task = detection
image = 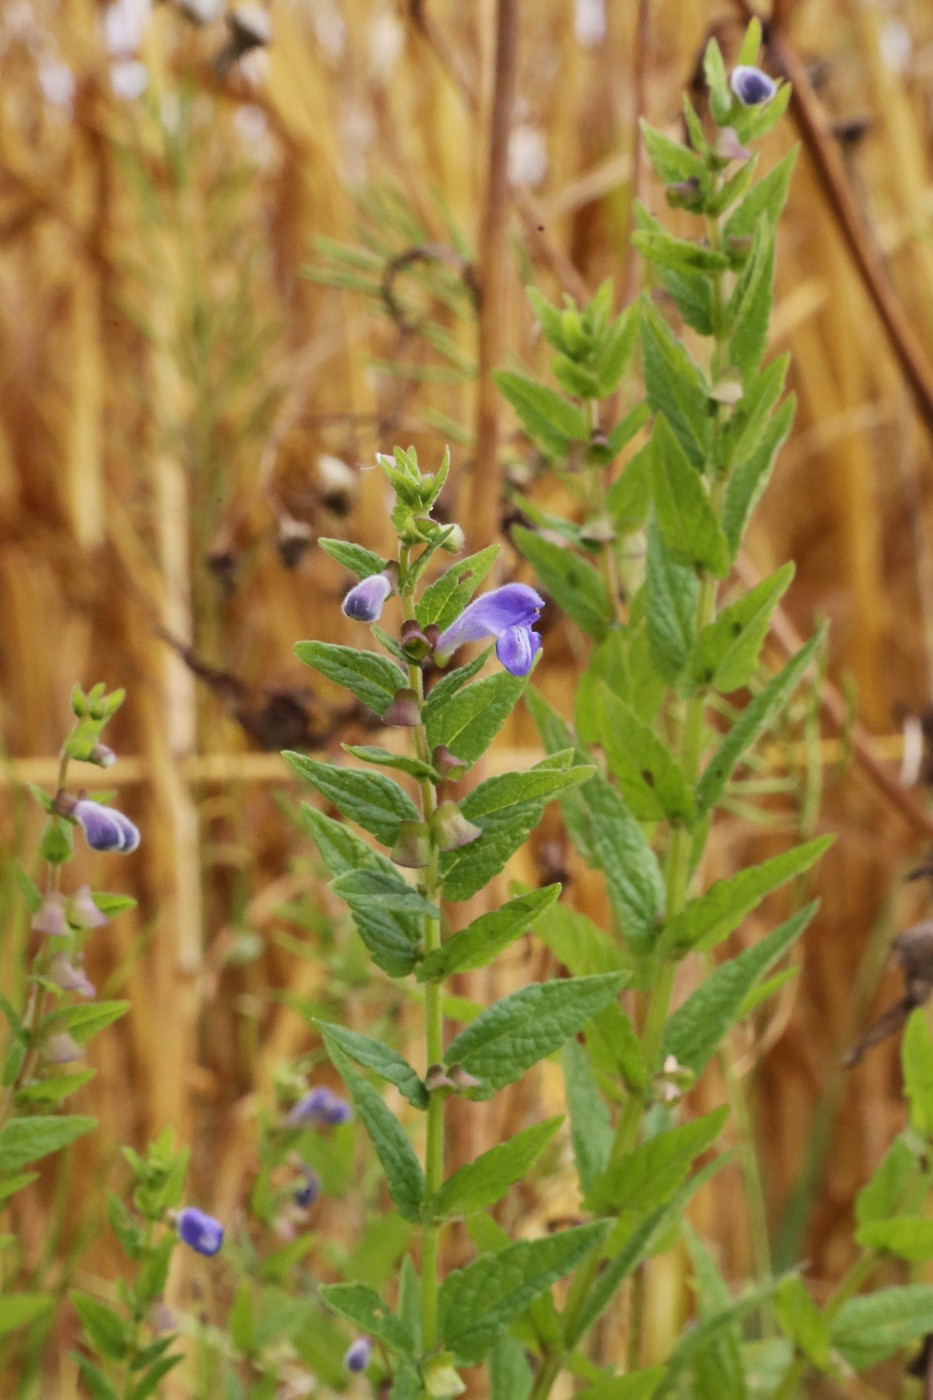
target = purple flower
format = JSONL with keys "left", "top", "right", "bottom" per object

{"left": 342, "top": 573, "right": 393, "bottom": 622}
{"left": 73, "top": 800, "right": 140, "bottom": 854}
{"left": 69, "top": 885, "right": 109, "bottom": 931}
{"left": 730, "top": 65, "right": 777, "bottom": 106}
{"left": 31, "top": 892, "right": 70, "bottom": 938}
{"left": 434, "top": 584, "right": 544, "bottom": 677}
{"left": 293, "top": 1168, "right": 320, "bottom": 1209}
{"left": 286, "top": 1086, "right": 352, "bottom": 1128}
{"left": 48, "top": 952, "right": 96, "bottom": 999}
{"left": 344, "top": 1337, "right": 372, "bottom": 1373}
{"left": 176, "top": 1207, "right": 224, "bottom": 1257}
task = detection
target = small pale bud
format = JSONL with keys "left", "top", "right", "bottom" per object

{"left": 423, "top": 1355, "right": 466, "bottom": 1397}
{"left": 31, "top": 893, "right": 70, "bottom": 938}
{"left": 440, "top": 524, "right": 465, "bottom": 554}
{"left": 424, "top": 1064, "right": 454, "bottom": 1093}
{"left": 714, "top": 127, "right": 751, "bottom": 162}
{"left": 48, "top": 953, "right": 96, "bottom": 999}
{"left": 87, "top": 742, "right": 116, "bottom": 768}
{"left": 446, "top": 1063, "right": 481, "bottom": 1094}
{"left": 432, "top": 746, "right": 468, "bottom": 781}
{"left": 68, "top": 886, "right": 108, "bottom": 931}
{"left": 665, "top": 177, "right": 703, "bottom": 210}
{"left": 400, "top": 619, "right": 433, "bottom": 662}
{"left": 391, "top": 820, "right": 431, "bottom": 869}
{"left": 42, "top": 1032, "right": 83, "bottom": 1064}
{"left": 384, "top": 688, "right": 421, "bottom": 727}
{"left": 580, "top": 515, "right": 616, "bottom": 544}
{"left": 709, "top": 374, "right": 744, "bottom": 406}
{"left": 432, "top": 802, "right": 482, "bottom": 852}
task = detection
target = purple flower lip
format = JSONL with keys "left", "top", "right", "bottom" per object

{"left": 434, "top": 583, "right": 545, "bottom": 677}
{"left": 730, "top": 65, "right": 777, "bottom": 106}
{"left": 73, "top": 799, "right": 140, "bottom": 854}
{"left": 342, "top": 573, "right": 393, "bottom": 623}
{"left": 293, "top": 1168, "right": 320, "bottom": 1209}
{"left": 344, "top": 1337, "right": 373, "bottom": 1374}
{"left": 176, "top": 1207, "right": 224, "bottom": 1257}
{"left": 286, "top": 1086, "right": 352, "bottom": 1128}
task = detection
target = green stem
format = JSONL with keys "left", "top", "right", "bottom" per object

{"left": 400, "top": 556, "right": 445, "bottom": 1353}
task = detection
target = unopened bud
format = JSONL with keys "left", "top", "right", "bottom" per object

{"left": 730, "top": 64, "right": 777, "bottom": 107}
{"left": 665, "top": 177, "right": 703, "bottom": 210}
{"left": 148, "top": 1302, "right": 178, "bottom": 1334}
{"left": 440, "top": 524, "right": 465, "bottom": 554}
{"left": 432, "top": 802, "right": 482, "bottom": 852}
{"left": 342, "top": 572, "right": 393, "bottom": 623}
{"left": 714, "top": 126, "right": 751, "bottom": 162}
{"left": 709, "top": 374, "right": 744, "bottom": 406}
{"left": 68, "top": 886, "right": 108, "bottom": 931}
{"left": 384, "top": 688, "right": 421, "bottom": 727}
{"left": 31, "top": 893, "right": 70, "bottom": 939}
{"left": 424, "top": 1064, "right": 455, "bottom": 1094}
{"left": 446, "top": 1063, "right": 481, "bottom": 1094}
{"left": 432, "top": 746, "right": 468, "bottom": 781}
{"left": 87, "top": 743, "right": 116, "bottom": 769}
{"left": 48, "top": 953, "right": 96, "bottom": 999}
{"left": 391, "top": 820, "right": 431, "bottom": 869}
{"left": 400, "top": 619, "right": 433, "bottom": 662}
{"left": 42, "top": 1032, "right": 83, "bottom": 1064}
{"left": 580, "top": 515, "right": 616, "bottom": 544}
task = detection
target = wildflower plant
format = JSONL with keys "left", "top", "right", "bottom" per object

{"left": 283, "top": 20, "right": 933, "bottom": 1399}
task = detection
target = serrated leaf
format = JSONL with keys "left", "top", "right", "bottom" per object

{"left": 664, "top": 903, "right": 817, "bottom": 1072}
{"left": 724, "top": 218, "right": 774, "bottom": 372}
{"left": 598, "top": 686, "right": 695, "bottom": 824}
{"left": 607, "top": 440, "right": 652, "bottom": 535}
{"left": 775, "top": 1276, "right": 830, "bottom": 1370}
{"left": 493, "top": 371, "right": 589, "bottom": 458}
{"left": 903, "top": 1009, "right": 933, "bottom": 1138}
{"left": 426, "top": 671, "right": 525, "bottom": 766}
{"left": 428, "top": 1118, "right": 562, "bottom": 1220}
{"left": 529, "top": 901, "right": 626, "bottom": 976}
{"left": 299, "top": 803, "right": 396, "bottom": 879}
{"left": 440, "top": 759, "right": 595, "bottom": 902}
{"left": 317, "top": 1022, "right": 427, "bottom": 1109}
{"left": 321, "top": 1283, "right": 414, "bottom": 1354}
{"left": 723, "top": 355, "right": 789, "bottom": 471}
{"left": 575, "top": 1368, "right": 665, "bottom": 1400}
{"left": 592, "top": 305, "right": 641, "bottom": 397}
{"left": 72, "top": 1353, "right": 119, "bottom": 1400}
{"left": 575, "top": 773, "right": 666, "bottom": 945}
{"left": 724, "top": 148, "right": 798, "bottom": 243}
{"left": 562, "top": 1038, "right": 612, "bottom": 1192}
{"left": 511, "top": 527, "right": 612, "bottom": 641}
{"left": 491, "top": 1335, "right": 533, "bottom": 1400}
{"left": 329, "top": 869, "right": 430, "bottom": 978}
{"left": 342, "top": 745, "right": 438, "bottom": 781}
{"left": 856, "top": 1136, "right": 924, "bottom": 1225}
{"left": 293, "top": 642, "right": 406, "bottom": 718}
{"left": 0, "top": 1114, "right": 96, "bottom": 1173}
{"left": 283, "top": 752, "right": 419, "bottom": 847}
{"left": 54, "top": 1000, "right": 129, "bottom": 1044}
{"left": 444, "top": 974, "right": 627, "bottom": 1099}
{"left": 830, "top": 1285, "right": 933, "bottom": 1370}
{"left": 634, "top": 209, "right": 714, "bottom": 335}
{"left": 417, "top": 886, "right": 561, "bottom": 981}
{"left": 325, "top": 1044, "right": 424, "bottom": 1222}
{"left": 651, "top": 417, "right": 730, "bottom": 577}
{"left": 679, "top": 564, "right": 795, "bottom": 696}
{"left": 0, "top": 1293, "right": 53, "bottom": 1339}
{"left": 662, "top": 838, "right": 831, "bottom": 955}
{"left": 722, "top": 394, "right": 795, "bottom": 553}
{"left": 696, "top": 629, "right": 824, "bottom": 815}
{"left": 646, "top": 515, "right": 701, "bottom": 683}
{"left": 317, "top": 538, "right": 386, "bottom": 579}
{"left": 16, "top": 1069, "right": 97, "bottom": 1105}
{"left": 639, "top": 120, "right": 708, "bottom": 187}
{"left": 423, "top": 650, "right": 492, "bottom": 717}
{"left": 71, "top": 1292, "right": 130, "bottom": 1360}
{"left": 585, "top": 1107, "right": 728, "bottom": 1216}
{"left": 439, "top": 1223, "right": 609, "bottom": 1364}
{"left": 640, "top": 301, "right": 712, "bottom": 471}
{"left": 855, "top": 1217, "right": 933, "bottom": 1262}
{"left": 417, "top": 546, "right": 499, "bottom": 632}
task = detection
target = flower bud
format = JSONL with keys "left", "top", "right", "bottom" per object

{"left": 48, "top": 953, "right": 96, "bottom": 999}
{"left": 148, "top": 1302, "right": 178, "bottom": 1334}
{"left": 714, "top": 126, "right": 751, "bottom": 162}
{"left": 384, "top": 687, "right": 421, "bottom": 727}
{"left": 391, "top": 820, "right": 431, "bottom": 869}
{"left": 580, "top": 515, "right": 616, "bottom": 544}
{"left": 424, "top": 1064, "right": 454, "bottom": 1094}
{"left": 400, "top": 619, "right": 433, "bottom": 662}
{"left": 71, "top": 799, "right": 140, "bottom": 854}
{"left": 176, "top": 1206, "right": 224, "bottom": 1257}
{"left": 31, "top": 892, "right": 70, "bottom": 938}
{"left": 87, "top": 742, "right": 116, "bottom": 769}
{"left": 286, "top": 1086, "right": 352, "bottom": 1128}
{"left": 342, "top": 572, "right": 393, "bottom": 623}
{"left": 709, "top": 374, "right": 744, "bottom": 406}
{"left": 440, "top": 524, "right": 465, "bottom": 554}
{"left": 446, "top": 1064, "right": 481, "bottom": 1094}
{"left": 68, "top": 886, "right": 108, "bottom": 931}
{"left": 665, "top": 177, "right": 703, "bottom": 210}
{"left": 42, "top": 1032, "right": 83, "bottom": 1064}
{"left": 729, "top": 64, "right": 777, "bottom": 107}
{"left": 432, "top": 746, "right": 468, "bottom": 781}
{"left": 344, "top": 1337, "right": 373, "bottom": 1374}
{"left": 293, "top": 1168, "right": 320, "bottom": 1209}
{"left": 432, "top": 802, "right": 482, "bottom": 852}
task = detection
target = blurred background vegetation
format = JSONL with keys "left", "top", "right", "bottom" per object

{"left": 3, "top": 0, "right": 933, "bottom": 1392}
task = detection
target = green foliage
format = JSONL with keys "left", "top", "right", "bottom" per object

{"left": 294, "top": 640, "right": 406, "bottom": 718}
{"left": 427, "top": 1118, "right": 562, "bottom": 1220}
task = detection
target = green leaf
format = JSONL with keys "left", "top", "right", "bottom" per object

{"left": 342, "top": 745, "right": 438, "bottom": 782}
{"left": 724, "top": 218, "right": 774, "bottom": 373}
{"left": 39, "top": 818, "right": 73, "bottom": 865}
{"left": 573, "top": 773, "right": 666, "bottom": 945}
{"left": 856, "top": 1135, "right": 924, "bottom": 1225}
{"left": 575, "top": 1368, "right": 665, "bottom": 1400}
{"left": 722, "top": 394, "right": 796, "bottom": 553}
{"left": 326, "top": 1045, "right": 424, "bottom": 1222}
{"left": 439, "top": 1223, "right": 609, "bottom": 1364}
{"left": 0, "top": 1171, "right": 39, "bottom": 1204}
{"left": 592, "top": 305, "right": 641, "bottom": 397}
{"left": 830, "top": 1285, "right": 933, "bottom": 1370}
{"left": 584, "top": 1108, "right": 728, "bottom": 1216}
{"left": 664, "top": 903, "right": 818, "bottom": 1072}
{"left": 651, "top": 417, "right": 729, "bottom": 576}
{"left": 72, "top": 1353, "right": 119, "bottom": 1400}
{"left": 775, "top": 1276, "right": 830, "bottom": 1370}
{"left": 679, "top": 564, "right": 795, "bottom": 696}
{"left": 640, "top": 300, "right": 712, "bottom": 471}
{"left": 71, "top": 1292, "right": 130, "bottom": 1360}
{"left": 730, "top": 83, "right": 793, "bottom": 149}
{"left": 724, "top": 148, "right": 798, "bottom": 242}
{"left": 317, "top": 538, "right": 386, "bottom": 579}
{"left": 91, "top": 892, "right": 137, "bottom": 917}
{"left": 903, "top": 1008, "right": 933, "bottom": 1138}
{"left": 646, "top": 515, "right": 700, "bottom": 683}
{"left": 491, "top": 1336, "right": 533, "bottom": 1400}
{"left": 0, "top": 1293, "right": 53, "bottom": 1339}
{"left": 703, "top": 37, "right": 731, "bottom": 122}
{"left": 418, "top": 886, "right": 561, "bottom": 981}
{"left": 426, "top": 671, "right": 526, "bottom": 766}
{"left": 511, "top": 527, "right": 612, "bottom": 641}
{"left": 534, "top": 902, "right": 627, "bottom": 976}
{"left": 424, "top": 650, "right": 492, "bottom": 716}
{"left": 607, "top": 441, "right": 653, "bottom": 535}
{"left": 562, "top": 1038, "right": 612, "bottom": 1192}
{"left": 129, "top": 1355, "right": 184, "bottom": 1400}
{"left": 428, "top": 1118, "right": 563, "bottom": 1220}
{"left": 597, "top": 686, "right": 695, "bottom": 824}
{"left": 440, "top": 758, "right": 595, "bottom": 902}
{"left": 299, "top": 803, "right": 396, "bottom": 879}
{"left": 659, "top": 1278, "right": 784, "bottom": 1391}
{"left": 634, "top": 209, "right": 713, "bottom": 336}
{"left": 283, "top": 752, "right": 419, "bottom": 847}
{"left": 696, "top": 628, "right": 824, "bottom": 815}
{"left": 317, "top": 1022, "right": 427, "bottom": 1110}
{"left": 321, "top": 1283, "right": 414, "bottom": 1354}
{"left": 723, "top": 354, "right": 789, "bottom": 473}
{"left": 0, "top": 1114, "right": 96, "bottom": 1173}
{"left": 329, "top": 869, "right": 429, "bottom": 978}
{"left": 493, "top": 371, "right": 589, "bottom": 458}
{"left": 639, "top": 121, "right": 708, "bottom": 186}
{"left": 856, "top": 1217, "right": 933, "bottom": 1262}
{"left": 293, "top": 642, "right": 405, "bottom": 718}
{"left": 55, "top": 1000, "right": 130, "bottom": 1044}
{"left": 661, "top": 839, "right": 831, "bottom": 955}
{"left": 16, "top": 1069, "right": 97, "bottom": 1105}
{"left": 444, "top": 974, "right": 627, "bottom": 1099}
{"left": 417, "top": 546, "right": 499, "bottom": 631}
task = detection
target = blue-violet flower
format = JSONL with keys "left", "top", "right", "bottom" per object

{"left": 177, "top": 1207, "right": 224, "bottom": 1257}
{"left": 434, "top": 584, "right": 544, "bottom": 677}
{"left": 730, "top": 64, "right": 777, "bottom": 106}
{"left": 286, "top": 1086, "right": 353, "bottom": 1128}
{"left": 344, "top": 1337, "right": 373, "bottom": 1374}
{"left": 73, "top": 799, "right": 140, "bottom": 854}
{"left": 342, "top": 572, "right": 393, "bottom": 623}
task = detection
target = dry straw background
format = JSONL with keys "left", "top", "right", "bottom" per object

{"left": 3, "top": 0, "right": 933, "bottom": 1393}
